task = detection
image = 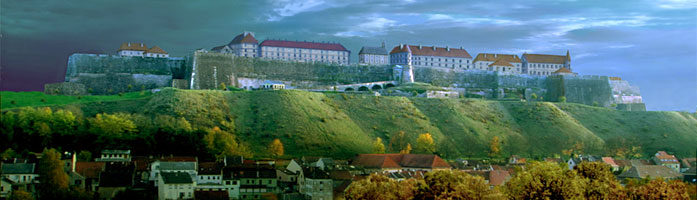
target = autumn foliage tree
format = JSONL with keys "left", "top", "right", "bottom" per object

{"left": 505, "top": 161, "right": 585, "bottom": 199}
{"left": 372, "top": 137, "right": 385, "bottom": 154}
{"left": 346, "top": 174, "right": 419, "bottom": 200}
{"left": 204, "top": 126, "right": 252, "bottom": 159}
{"left": 268, "top": 138, "right": 284, "bottom": 158}
{"left": 415, "top": 133, "right": 435, "bottom": 153}
{"left": 575, "top": 162, "right": 626, "bottom": 199}
{"left": 416, "top": 170, "right": 502, "bottom": 200}
{"left": 400, "top": 143, "right": 412, "bottom": 154}
{"left": 389, "top": 131, "right": 408, "bottom": 152}
{"left": 489, "top": 136, "right": 501, "bottom": 157}
{"left": 625, "top": 179, "right": 690, "bottom": 199}
{"left": 38, "top": 148, "right": 69, "bottom": 198}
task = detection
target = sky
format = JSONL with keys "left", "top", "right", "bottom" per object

{"left": 1, "top": 0, "right": 696, "bottom": 111}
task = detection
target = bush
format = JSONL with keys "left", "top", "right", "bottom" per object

{"left": 559, "top": 96, "right": 567, "bottom": 103}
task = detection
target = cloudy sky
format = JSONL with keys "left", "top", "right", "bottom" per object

{"left": 1, "top": 0, "right": 696, "bottom": 111}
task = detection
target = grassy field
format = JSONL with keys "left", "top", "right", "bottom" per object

{"left": 1, "top": 91, "right": 152, "bottom": 110}
{"left": 7, "top": 88, "right": 697, "bottom": 158}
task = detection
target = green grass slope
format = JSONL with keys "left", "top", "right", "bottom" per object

{"left": 1, "top": 91, "right": 152, "bottom": 110}
{"left": 10, "top": 88, "right": 697, "bottom": 158}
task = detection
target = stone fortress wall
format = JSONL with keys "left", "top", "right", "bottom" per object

{"left": 54, "top": 51, "right": 644, "bottom": 110}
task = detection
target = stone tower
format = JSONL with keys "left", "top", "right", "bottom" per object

{"left": 402, "top": 64, "right": 414, "bottom": 83}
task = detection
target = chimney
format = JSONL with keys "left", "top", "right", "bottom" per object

{"left": 446, "top": 46, "right": 450, "bottom": 51}
{"left": 419, "top": 45, "right": 422, "bottom": 49}
{"left": 460, "top": 46, "right": 463, "bottom": 49}
{"left": 71, "top": 152, "right": 76, "bottom": 172}
{"left": 381, "top": 41, "right": 385, "bottom": 48}
{"left": 128, "top": 42, "right": 131, "bottom": 47}
{"left": 432, "top": 46, "right": 436, "bottom": 51}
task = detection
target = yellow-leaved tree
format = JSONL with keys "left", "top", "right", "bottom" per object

{"left": 268, "top": 138, "right": 284, "bottom": 158}
{"left": 373, "top": 137, "right": 385, "bottom": 154}
{"left": 415, "top": 133, "right": 435, "bottom": 153}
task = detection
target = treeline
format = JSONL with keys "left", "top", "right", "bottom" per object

{"left": 0, "top": 107, "right": 251, "bottom": 160}
{"left": 346, "top": 162, "right": 694, "bottom": 200}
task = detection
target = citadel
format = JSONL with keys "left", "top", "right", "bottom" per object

{"left": 49, "top": 31, "right": 644, "bottom": 111}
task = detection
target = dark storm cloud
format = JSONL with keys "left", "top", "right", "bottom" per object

{"left": 1, "top": 0, "right": 695, "bottom": 111}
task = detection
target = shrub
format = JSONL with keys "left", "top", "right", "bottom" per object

{"left": 559, "top": 96, "right": 567, "bottom": 103}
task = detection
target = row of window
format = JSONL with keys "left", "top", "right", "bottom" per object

{"left": 262, "top": 47, "right": 348, "bottom": 55}
{"left": 529, "top": 63, "right": 563, "bottom": 69}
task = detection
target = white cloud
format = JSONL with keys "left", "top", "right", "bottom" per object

{"left": 428, "top": 14, "right": 455, "bottom": 21}
{"left": 655, "top": 0, "right": 697, "bottom": 9}
{"left": 609, "top": 44, "right": 635, "bottom": 49}
{"left": 334, "top": 17, "right": 397, "bottom": 37}
{"left": 267, "top": 0, "right": 327, "bottom": 21}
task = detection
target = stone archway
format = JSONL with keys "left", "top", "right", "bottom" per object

{"left": 344, "top": 87, "right": 354, "bottom": 92}
{"left": 371, "top": 85, "right": 383, "bottom": 90}
{"left": 384, "top": 83, "right": 396, "bottom": 89}
{"left": 358, "top": 86, "right": 370, "bottom": 91}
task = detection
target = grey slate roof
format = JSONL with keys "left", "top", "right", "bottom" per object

{"left": 160, "top": 162, "right": 196, "bottom": 171}
{"left": 1, "top": 163, "right": 35, "bottom": 174}
{"left": 619, "top": 165, "right": 683, "bottom": 179}
{"left": 161, "top": 172, "right": 193, "bottom": 184}
{"left": 358, "top": 46, "right": 388, "bottom": 55}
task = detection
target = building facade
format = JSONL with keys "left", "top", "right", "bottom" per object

{"left": 158, "top": 172, "right": 195, "bottom": 200}
{"left": 118, "top": 42, "right": 169, "bottom": 58}
{"left": 390, "top": 44, "right": 472, "bottom": 69}
{"left": 211, "top": 32, "right": 259, "bottom": 58}
{"left": 472, "top": 53, "right": 522, "bottom": 74}
{"left": 522, "top": 51, "right": 571, "bottom": 76}
{"left": 358, "top": 43, "right": 389, "bottom": 65}
{"left": 259, "top": 40, "right": 350, "bottom": 65}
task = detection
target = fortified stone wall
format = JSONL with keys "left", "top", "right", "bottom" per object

{"left": 189, "top": 52, "right": 394, "bottom": 90}
{"left": 63, "top": 54, "right": 186, "bottom": 94}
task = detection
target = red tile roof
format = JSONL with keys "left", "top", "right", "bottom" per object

{"left": 228, "top": 32, "right": 258, "bottom": 45}
{"left": 198, "top": 162, "right": 222, "bottom": 175}
{"left": 602, "top": 157, "right": 619, "bottom": 167}
{"left": 118, "top": 42, "right": 149, "bottom": 51}
{"left": 75, "top": 162, "right": 105, "bottom": 179}
{"left": 473, "top": 53, "right": 521, "bottom": 63}
{"left": 260, "top": 40, "right": 348, "bottom": 51}
{"left": 654, "top": 151, "right": 679, "bottom": 164}
{"left": 489, "top": 59, "right": 514, "bottom": 67}
{"left": 523, "top": 53, "right": 569, "bottom": 64}
{"left": 553, "top": 67, "right": 573, "bottom": 74}
{"left": 389, "top": 45, "right": 472, "bottom": 58}
{"left": 488, "top": 170, "right": 511, "bottom": 186}
{"left": 145, "top": 46, "right": 168, "bottom": 54}
{"left": 350, "top": 154, "right": 451, "bottom": 169}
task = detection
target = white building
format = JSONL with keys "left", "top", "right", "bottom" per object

{"left": 118, "top": 42, "right": 169, "bottom": 58}
{"left": 1, "top": 177, "right": 13, "bottom": 198}
{"left": 259, "top": 40, "right": 350, "bottom": 65}
{"left": 522, "top": 51, "right": 571, "bottom": 76}
{"left": 358, "top": 43, "right": 389, "bottom": 65}
{"left": 150, "top": 161, "right": 197, "bottom": 186}
{"left": 158, "top": 172, "right": 195, "bottom": 200}
{"left": 211, "top": 32, "right": 259, "bottom": 58}
{"left": 297, "top": 167, "right": 332, "bottom": 200}
{"left": 390, "top": 44, "right": 472, "bottom": 69}
{"left": 96, "top": 150, "right": 131, "bottom": 162}
{"left": 473, "top": 53, "right": 523, "bottom": 74}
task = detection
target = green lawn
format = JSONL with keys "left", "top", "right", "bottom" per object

{"left": 1, "top": 91, "right": 153, "bottom": 110}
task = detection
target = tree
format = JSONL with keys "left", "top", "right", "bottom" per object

{"left": 559, "top": 96, "right": 567, "bottom": 103}
{"left": 417, "top": 170, "right": 501, "bottom": 200}
{"left": 38, "top": 148, "right": 69, "bottom": 198}
{"left": 9, "top": 189, "right": 34, "bottom": 200}
{"left": 1, "top": 148, "right": 18, "bottom": 160}
{"left": 389, "top": 131, "right": 408, "bottom": 152}
{"left": 219, "top": 82, "right": 227, "bottom": 90}
{"left": 530, "top": 93, "right": 538, "bottom": 100}
{"left": 89, "top": 113, "right": 137, "bottom": 137}
{"left": 575, "top": 162, "right": 626, "bottom": 199}
{"left": 77, "top": 150, "right": 92, "bottom": 162}
{"left": 373, "top": 137, "right": 385, "bottom": 154}
{"left": 268, "top": 139, "right": 284, "bottom": 158}
{"left": 505, "top": 161, "right": 585, "bottom": 199}
{"left": 400, "top": 143, "right": 412, "bottom": 154}
{"left": 489, "top": 136, "right": 501, "bottom": 157}
{"left": 346, "top": 174, "right": 419, "bottom": 200}
{"left": 415, "top": 133, "right": 435, "bottom": 153}
{"left": 626, "top": 179, "right": 690, "bottom": 199}
{"left": 204, "top": 126, "right": 252, "bottom": 159}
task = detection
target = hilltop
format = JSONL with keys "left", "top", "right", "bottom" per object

{"left": 2, "top": 88, "right": 695, "bottom": 158}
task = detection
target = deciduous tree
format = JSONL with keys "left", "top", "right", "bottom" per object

{"left": 346, "top": 174, "right": 418, "bottom": 200}
{"left": 400, "top": 143, "right": 412, "bottom": 154}
{"left": 575, "top": 162, "right": 626, "bottom": 199}
{"left": 268, "top": 138, "right": 284, "bottom": 158}
{"left": 9, "top": 189, "right": 34, "bottom": 200}
{"left": 415, "top": 133, "right": 435, "bottom": 153}
{"left": 417, "top": 170, "right": 500, "bottom": 200}
{"left": 505, "top": 161, "right": 585, "bottom": 199}
{"left": 204, "top": 126, "right": 252, "bottom": 159}
{"left": 372, "top": 137, "right": 385, "bottom": 154}
{"left": 389, "top": 131, "right": 408, "bottom": 152}
{"left": 38, "top": 148, "right": 69, "bottom": 198}
{"left": 489, "top": 136, "right": 501, "bottom": 157}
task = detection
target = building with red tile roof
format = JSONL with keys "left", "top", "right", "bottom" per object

{"left": 350, "top": 154, "right": 451, "bottom": 173}
{"left": 653, "top": 151, "right": 680, "bottom": 172}
{"left": 390, "top": 44, "right": 472, "bottom": 70}
{"left": 522, "top": 50, "right": 571, "bottom": 76}
{"left": 259, "top": 39, "right": 350, "bottom": 65}
{"left": 117, "top": 42, "right": 169, "bottom": 58}
{"left": 212, "top": 32, "right": 259, "bottom": 58}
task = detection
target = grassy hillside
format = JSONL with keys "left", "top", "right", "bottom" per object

{"left": 6, "top": 88, "right": 697, "bottom": 158}
{"left": 1, "top": 91, "right": 152, "bottom": 110}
